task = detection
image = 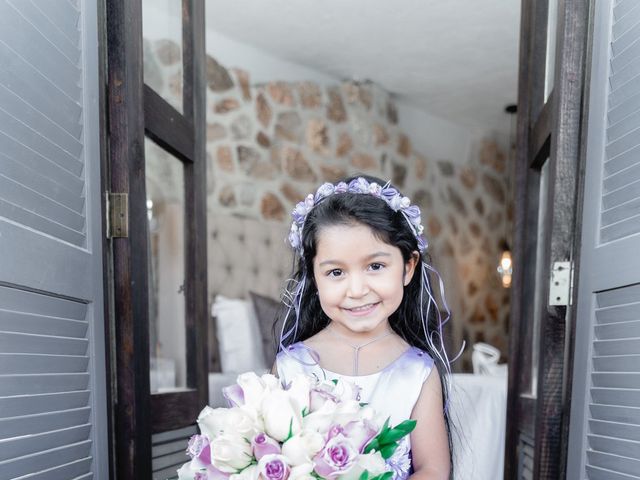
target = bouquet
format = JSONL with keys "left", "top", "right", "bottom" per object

{"left": 177, "top": 372, "right": 416, "bottom": 480}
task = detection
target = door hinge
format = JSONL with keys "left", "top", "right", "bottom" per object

{"left": 106, "top": 192, "right": 129, "bottom": 238}
{"left": 549, "top": 261, "right": 573, "bottom": 306}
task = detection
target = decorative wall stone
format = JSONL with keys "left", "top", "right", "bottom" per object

{"left": 448, "top": 186, "right": 467, "bottom": 215}
{"left": 268, "top": 81, "right": 296, "bottom": 106}
{"left": 392, "top": 163, "right": 407, "bottom": 188}
{"left": 214, "top": 98, "right": 240, "bottom": 114}
{"left": 482, "top": 173, "right": 506, "bottom": 203}
{"left": 237, "top": 145, "right": 261, "bottom": 174}
{"left": 327, "top": 87, "right": 347, "bottom": 122}
{"left": 231, "top": 115, "right": 252, "bottom": 140}
{"left": 233, "top": 68, "right": 252, "bottom": 101}
{"left": 351, "top": 152, "right": 377, "bottom": 171}
{"left": 218, "top": 185, "right": 236, "bottom": 207}
{"left": 256, "top": 93, "right": 272, "bottom": 128}
{"left": 342, "top": 83, "right": 372, "bottom": 110}
{"left": 306, "top": 118, "right": 330, "bottom": 154}
{"left": 474, "top": 197, "right": 485, "bottom": 216}
{"left": 460, "top": 167, "right": 478, "bottom": 189}
{"left": 256, "top": 131, "right": 271, "bottom": 148}
{"left": 415, "top": 154, "right": 427, "bottom": 180}
{"left": 373, "top": 124, "right": 390, "bottom": 146}
{"left": 283, "top": 147, "right": 317, "bottom": 182}
{"left": 320, "top": 164, "right": 347, "bottom": 183}
{"left": 275, "top": 111, "right": 302, "bottom": 142}
{"left": 260, "top": 192, "right": 286, "bottom": 221}
{"left": 386, "top": 101, "right": 398, "bottom": 124}
{"left": 216, "top": 146, "right": 234, "bottom": 172}
{"left": 206, "top": 55, "right": 234, "bottom": 91}
{"left": 281, "top": 183, "right": 304, "bottom": 205}
{"left": 298, "top": 82, "right": 322, "bottom": 108}
{"left": 336, "top": 132, "right": 353, "bottom": 157}
{"left": 156, "top": 39, "right": 181, "bottom": 66}
{"left": 207, "top": 123, "right": 227, "bottom": 142}
{"left": 428, "top": 215, "right": 442, "bottom": 237}
{"left": 397, "top": 134, "right": 411, "bottom": 158}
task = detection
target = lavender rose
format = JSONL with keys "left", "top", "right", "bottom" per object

{"left": 257, "top": 454, "right": 291, "bottom": 480}
{"left": 313, "top": 433, "right": 358, "bottom": 477}
{"left": 252, "top": 432, "right": 281, "bottom": 460}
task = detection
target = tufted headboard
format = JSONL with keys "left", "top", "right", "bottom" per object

{"left": 208, "top": 214, "right": 293, "bottom": 302}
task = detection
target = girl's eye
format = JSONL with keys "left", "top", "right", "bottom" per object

{"left": 327, "top": 269, "right": 343, "bottom": 278}
{"left": 369, "top": 263, "right": 385, "bottom": 271}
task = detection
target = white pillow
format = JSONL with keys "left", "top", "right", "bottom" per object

{"left": 212, "top": 295, "right": 267, "bottom": 373}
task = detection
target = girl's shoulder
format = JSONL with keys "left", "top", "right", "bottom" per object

{"left": 395, "top": 346, "right": 436, "bottom": 383}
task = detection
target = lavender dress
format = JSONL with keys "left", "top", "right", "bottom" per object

{"left": 276, "top": 342, "right": 435, "bottom": 480}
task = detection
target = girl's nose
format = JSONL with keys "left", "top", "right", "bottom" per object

{"left": 347, "top": 274, "right": 369, "bottom": 298}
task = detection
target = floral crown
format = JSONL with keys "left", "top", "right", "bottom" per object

{"left": 287, "top": 177, "right": 427, "bottom": 255}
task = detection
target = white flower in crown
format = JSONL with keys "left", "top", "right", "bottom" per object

{"left": 315, "top": 182, "right": 335, "bottom": 201}
{"left": 368, "top": 182, "right": 382, "bottom": 197}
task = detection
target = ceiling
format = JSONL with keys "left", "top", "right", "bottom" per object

{"left": 205, "top": 0, "right": 521, "bottom": 135}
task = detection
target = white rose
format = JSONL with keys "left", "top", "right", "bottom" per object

{"left": 176, "top": 462, "right": 198, "bottom": 480}
{"left": 330, "top": 400, "right": 362, "bottom": 427}
{"left": 210, "top": 433, "right": 254, "bottom": 473}
{"left": 230, "top": 465, "right": 259, "bottom": 480}
{"left": 289, "top": 463, "right": 315, "bottom": 480}
{"left": 287, "top": 374, "right": 312, "bottom": 414}
{"left": 281, "top": 430, "right": 324, "bottom": 465}
{"left": 198, "top": 406, "right": 258, "bottom": 440}
{"left": 302, "top": 400, "right": 337, "bottom": 435}
{"left": 262, "top": 389, "right": 303, "bottom": 442}
{"left": 340, "top": 452, "right": 388, "bottom": 480}
{"left": 237, "top": 372, "right": 269, "bottom": 411}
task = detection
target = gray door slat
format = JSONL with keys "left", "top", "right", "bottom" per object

{"left": 0, "top": 407, "right": 91, "bottom": 440}
{"left": 606, "top": 125, "right": 640, "bottom": 159}
{"left": 612, "top": 19, "right": 640, "bottom": 55}
{"left": 609, "top": 90, "right": 640, "bottom": 125}
{"left": 0, "top": 43, "right": 82, "bottom": 139}
{"left": 596, "top": 320, "right": 640, "bottom": 340}
{"left": 597, "top": 285, "right": 640, "bottom": 308}
{"left": 0, "top": 424, "right": 90, "bottom": 462}
{"left": 592, "top": 372, "right": 640, "bottom": 388}
{"left": 608, "top": 106, "right": 640, "bottom": 144}
{"left": 611, "top": 36, "right": 640, "bottom": 74}
{"left": 596, "top": 302, "right": 640, "bottom": 324}
{"left": 0, "top": 372, "right": 89, "bottom": 396}
{"left": 1, "top": 440, "right": 91, "bottom": 480}
{"left": 151, "top": 438, "right": 189, "bottom": 458}
{"left": 589, "top": 434, "right": 640, "bottom": 459}
{"left": 594, "top": 355, "right": 640, "bottom": 373}
{"left": 152, "top": 450, "right": 189, "bottom": 471}
{"left": 0, "top": 331, "right": 88, "bottom": 355}
{"left": 0, "top": 132, "right": 84, "bottom": 195}
{"left": 0, "top": 390, "right": 90, "bottom": 418}
{"left": 614, "top": 0, "right": 640, "bottom": 22}
{"left": 0, "top": 84, "right": 82, "bottom": 157}
{"left": 27, "top": 0, "right": 80, "bottom": 45}
{"left": 0, "top": 175, "right": 85, "bottom": 232}
{"left": 605, "top": 144, "right": 640, "bottom": 177}
{"left": 0, "top": 106, "right": 84, "bottom": 176}
{"left": 613, "top": 3, "right": 640, "bottom": 40}
{"left": 0, "top": 198, "right": 85, "bottom": 247}
{"left": 601, "top": 197, "right": 640, "bottom": 227}
{"left": 593, "top": 338, "right": 640, "bottom": 356}
{"left": 0, "top": 152, "right": 83, "bottom": 213}
{"left": 0, "top": 286, "right": 86, "bottom": 319}
{"left": 12, "top": 0, "right": 80, "bottom": 63}
{"left": 587, "top": 450, "right": 640, "bottom": 477}
{"left": 0, "top": 353, "right": 88, "bottom": 374}
{"left": 0, "top": 3, "right": 81, "bottom": 99}
{"left": 7, "top": 457, "right": 93, "bottom": 480}
{"left": 592, "top": 387, "right": 640, "bottom": 408}
{"left": 0, "top": 309, "right": 88, "bottom": 337}
{"left": 601, "top": 215, "right": 640, "bottom": 243}
{"left": 590, "top": 403, "right": 640, "bottom": 424}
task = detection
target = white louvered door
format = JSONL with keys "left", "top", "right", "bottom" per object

{"left": 0, "top": 0, "right": 108, "bottom": 478}
{"left": 567, "top": 1, "right": 640, "bottom": 478}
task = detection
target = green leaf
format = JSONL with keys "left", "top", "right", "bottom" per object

{"left": 394, "top": 419, "right": 417, "bottom": 435}
{"left": 379, "top": 443, "right": 398, "bottom": 460}
{"left": 359, "top": 402, "right": 369, "bottom": 407}
{"left": 331, "top": 379, "right": 339, "bottom": 385}
{"left": 363, "top": 438, "right": 380, "bottom": 454}
{"left": 301, "top": 407, "right": 309, "bottom": 417}
{"left": 370, "top": 472, "right": 393, "bottom": 480}
{"left": 358, "top": 470, "right": 370, "bottom": 480}
{"left": 379, "top": 428, "right": 407, "bottom": 444}
{"left": 284, "top": 418, "right": 294, "bottom": 442}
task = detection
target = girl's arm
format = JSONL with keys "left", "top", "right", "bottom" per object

{"left": 408, "top": 368, "right": 451, "bottom": 480}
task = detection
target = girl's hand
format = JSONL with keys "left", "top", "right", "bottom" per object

{"left": 408, "top": 368, "right": 451, "bottom": 480}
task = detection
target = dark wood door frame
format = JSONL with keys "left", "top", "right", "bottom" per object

{"left": 505, "top": 0, "right": 589, "bottom": 478}
{"left": 106, "top": 0, "right": 207, "bottom": 477}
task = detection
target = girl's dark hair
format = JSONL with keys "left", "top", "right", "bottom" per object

{"left": 278, "top": 174, "right": 454, "bottom": 474}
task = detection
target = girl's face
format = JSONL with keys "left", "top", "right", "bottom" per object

{"left": 312, "top": 222, "right": 418, "bottom": 338}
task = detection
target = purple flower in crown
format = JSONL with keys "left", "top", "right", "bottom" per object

{"left": 348, "top": 177, "right": 370, "bottom": 194}
{"left": 381, "top": 186, "right": 399, "bottom": 203}
{"left": 292, "top": 202, "right": 308, "bottom": 225}
{"left": 417, "top": 235, "right": 427, "bottom": 252}
{"left": 368, "top": 182, "right": 382, "bottom": 197}
{"left": 315, "top": 182, "right": 335, "bottom": 202}
{"left": 288, "top": 224, "right": 302, "bottom": 250}
{"left": 334, "top": 181, "right": 348, "bottom": 194}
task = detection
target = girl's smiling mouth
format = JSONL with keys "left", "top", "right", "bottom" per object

{"left": 342, "top": 302, "right": 380, "bottom": 315}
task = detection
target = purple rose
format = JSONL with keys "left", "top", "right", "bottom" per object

{"left": 252, "top": 432, "right": 281, "bottom": 460}
{"left": 381, "top": 186, "right": 399, "bottom": 202}
{"left": 403, "top": 205, "right": 421, "bottom": 222}
{"left": 187, "top": 434, "right": 212, "bottom": 465}
{"left": 334, "top": 182, "right": 348, "bottom": 194}
{"left": 257, "top": 454, "right": 290, "bottom": 480}
{"left": 315, "top": 182, "right": 335, "bottom": 202}
{"left": 222, "top": 383, "right": 245, "bottom": 407}
{"left": 314, "top": 433, "right": 358, "bottom": 477}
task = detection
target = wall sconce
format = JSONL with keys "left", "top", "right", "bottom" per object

{"left": 497, "top": 239, "right": 512, "bottom": 288}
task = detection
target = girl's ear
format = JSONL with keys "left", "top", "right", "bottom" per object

{"left": 403, "top": 251, "right": 420, "bottom": 286}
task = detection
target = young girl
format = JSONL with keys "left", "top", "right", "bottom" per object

{"left": 275, "top": 175, "right": 454, "bottom": 480}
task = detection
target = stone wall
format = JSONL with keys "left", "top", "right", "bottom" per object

{"left": 144, "top": 39, "right": 512, "bottom": 370}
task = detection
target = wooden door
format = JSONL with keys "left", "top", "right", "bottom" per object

{"left": 105, "top": 1, "right": 208, "bottom": 478}
{"left": 505, "top": 0, "right": 589, "bottom": 478}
